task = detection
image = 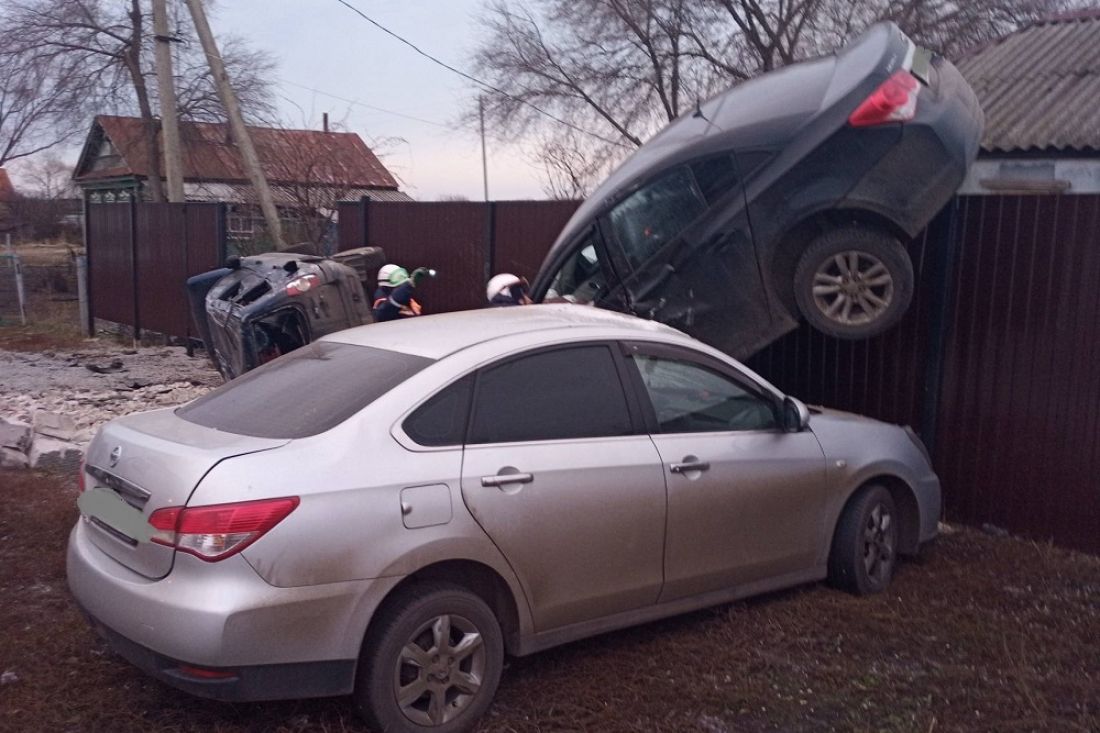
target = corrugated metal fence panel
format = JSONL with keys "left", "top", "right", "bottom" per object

{"left": 491, "top": 200, "right": 581, "bottom": 281}
{"left": 135, "top": 203, "right": 188, "bottom": 337}
{"left": 184, "top": 203, "right": 225, "bottom": 275}
{"left": 367, "top": 201, "right": 489, "bottom": 313}
{"left": 935, "top": 194, "right": 1100, "bottom": 552}
{"left": 87, "top": 203, "right": 134, "bottom": 325}
{"left": 746, "top": 220, "right": 941, "bottom": 432}
{"left": 337, "top": 201, "right": 364, "bottom": 251}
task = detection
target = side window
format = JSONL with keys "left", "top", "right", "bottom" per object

{"left": 470, "top": 345, "right": 632, "bottom": 444}
{"left": 403, "top": 375, "right": 474, "bottom": 446}
{"left": 545, "top": 235, "right": 607, "bottom": 305}
{"left": 691, "top": 155, "right": 739, "bottom": 205}
{"left": 632, "top": 355, "right": 778, "bottom": 433}
{"left": 608, "top": 166, "right": 706, "bottom": 269}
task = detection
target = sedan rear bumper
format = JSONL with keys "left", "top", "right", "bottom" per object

{"left": 75, "top": 601, "right": 355, "bottom": 701}
{"left": 66, "top": 520, "right": 400, "bottom": 699}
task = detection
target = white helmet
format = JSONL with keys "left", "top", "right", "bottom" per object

{"left": 377, "top": 263, "right": 399, "bottom": 285}
{"left": 487, "top": 273, "right": 523, "bottom": 302}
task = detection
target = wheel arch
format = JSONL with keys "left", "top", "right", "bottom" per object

{"left": 768, "top": 207, "right": 911, "bottom": 312}
{"left": 364, "top": 559, "right": 525, "bottom": 657}
{"left": 832, "top": 473, "right": 922, "bottom": 557}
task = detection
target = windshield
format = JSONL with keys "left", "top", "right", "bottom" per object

{"left": 608, "top": 166, "right": 707, "bottom": 269}
{"left": 544, "top": 234, "right": 609, "bottom": 305}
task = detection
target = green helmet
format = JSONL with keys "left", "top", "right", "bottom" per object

{"left": 387, "top": 267, "right": 410, "bottom": 286}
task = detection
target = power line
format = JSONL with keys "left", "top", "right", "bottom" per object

{"left": 332, "top": 0, "right": 630, "bottom": 148}
{"left": 277, "top": 78, "right": 450, "bottom": 128}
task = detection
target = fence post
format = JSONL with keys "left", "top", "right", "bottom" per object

{"left": 919, "top": 197, "right": 962, "bottom": 460}
{"left": 216, "top": 202, "right": 228, "bottom": 262}
{"left": 4, "top": 234, "right": 27, "bottom": 325}
{"left": 75, "top": 254, "right": 89, "bottom": 334}
{"left": 360, "top": 195, "right": 371, "bottom": 247}
{"left": 484, "top": 201, "right": 497, "bottom": 287}
{"left": 129, "top": 195, "right": 141, "bottom": 344}
{"left": 82, "top": 196, "right": 94, "bottom": 335}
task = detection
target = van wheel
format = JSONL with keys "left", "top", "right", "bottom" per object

{"left": 794, "top": 227, "right": 913, "bottom": 339}
{"left": 828, "top": 485, "right": 899, "bottom": 595}
{"left": 354, "top": 582, "right": 504, "bottom": 733}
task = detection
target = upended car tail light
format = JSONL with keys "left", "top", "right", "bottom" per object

{"left": 285, "top": 273, "right": 320, "bottom": 296}
{"left": 148, "top": 497, "right": 299, "bottom": 562}
{"left": 849, "top": 70, "right": 921, "bottom": 127}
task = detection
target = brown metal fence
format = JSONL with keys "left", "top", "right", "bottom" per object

{"left": 338, "top": 198, "right": 581, "bottom": 312}
{"left": 87, "top": 195, "right": 1098, "bottom": 552}
{"left": 748, "top": 195, "right": 1100, "bottom": 553}
{"left": 86, "top": 201, "right": 225, "bottom": 339}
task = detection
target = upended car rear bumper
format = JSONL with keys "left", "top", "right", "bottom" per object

{"left": 841, "top": 58, "right": 984, "bottom": 238}
{"left": 66, "top": 519, "right": 399, "bottom": 702}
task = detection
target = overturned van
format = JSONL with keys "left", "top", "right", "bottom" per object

{"left": 187, "top": 247, "right": 384, "bottom": 380}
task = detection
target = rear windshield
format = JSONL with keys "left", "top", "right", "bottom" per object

{"left": 177, "top": 341, "right": 432, "bottom": 439}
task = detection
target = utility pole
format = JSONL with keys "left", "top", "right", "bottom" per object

{"left": 184, "top": 0, "right": 285, "bottom": 248}
{"left": 479, "top": 95, "right": 489, "bottom": 202}
{"left": 152, "top": 0, "right": 184, "bottom": 202}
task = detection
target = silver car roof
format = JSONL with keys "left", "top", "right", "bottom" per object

{"left": 320, "top": 304, "right": 684, "bottom": 359}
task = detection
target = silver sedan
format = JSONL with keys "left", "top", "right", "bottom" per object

{"left": 68, "top": 304, "right": 940, "bottom": 733}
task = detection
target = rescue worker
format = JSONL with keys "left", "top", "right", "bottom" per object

{"left": 486, "top": 273, "right": 533, "bottom": 307}
{"left": 372, "top": 263, "right": 400, "bottom": 311}
{"left": 373, "top": 266, "right": 435, "bottom": 322}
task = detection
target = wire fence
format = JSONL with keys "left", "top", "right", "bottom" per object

{"left": 0, "top": 244, "right": 82, "bottom": 329}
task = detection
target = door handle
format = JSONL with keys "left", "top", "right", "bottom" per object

{"left": 670, "top": 461, "right": 710, "bottom": 474}
{"left": 481, "top": 473, "right": 534, "bottom": 487}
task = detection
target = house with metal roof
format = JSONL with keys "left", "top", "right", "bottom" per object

{"left": 956, "top": 10, "right": 1100, "bottom": 195}
{"left": 71, "top": 115, "right": 411, "bottom": 244}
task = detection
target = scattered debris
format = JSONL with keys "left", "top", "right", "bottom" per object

{"left": 981, "top": 523, "right": 1010, "bottom": 538}
{"left": 0, "top": 345, "right": 220, "bottom": 471}
{"left": 1, "top": 670, "right": 18, "bottom": 685}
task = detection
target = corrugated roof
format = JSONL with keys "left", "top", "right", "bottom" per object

{"left": 957, "top": 11, "right": 1100, "bottom": 154}
{"left": 74, "top": 115, "right": 401, "bottom": 189}
{"left": 182, "top": 182, "right": 412, "bottom": 205}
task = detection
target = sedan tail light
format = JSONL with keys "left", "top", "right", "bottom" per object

{"left": 849, "top": 70, "right": 921, "bottom": 127}
{"left": 148, "top": 497, "right": 299, "bottom": 562}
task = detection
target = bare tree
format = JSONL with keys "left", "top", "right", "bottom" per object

{"left": 0, "top": 44, "right": 87, "bottom": 166}
{"left": 0, "top": 0, "right": 276, "bottom": 201}
{"left": 473, "top": 0, "right": 1062, "bottom": 192}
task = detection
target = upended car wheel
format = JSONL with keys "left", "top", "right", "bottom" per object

{"left": 355, "top": 582, "right": 504, "bottom": 733}
{"left": 828, "top": 484, "right": 899, "bottom": 595}
{"left": 793, "top": 227, "right": 914, "bottom": 340}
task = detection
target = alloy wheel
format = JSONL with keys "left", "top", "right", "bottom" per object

{"left": 862, "top": 502, "right": 896, "bottom": 586}
{"left": 812, "top": 250, "right": 895, "bottom": 326}
{"left": 393, "top": 613, "right": 487, "bottom": 726}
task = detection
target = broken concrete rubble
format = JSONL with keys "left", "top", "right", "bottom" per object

{"left": 1, "top": 345, "right": 220, "bottom": 473}
{"left": 29, "top": 437, "right": 84, "bottom": 471}
{"left": 0, "top": 419, "right": 32, "bottom": 452}
{"left": 32, "top": 411, "right": 77, "bottom": 441}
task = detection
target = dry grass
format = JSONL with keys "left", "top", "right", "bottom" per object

{"left": 1, "top": 469, "right": 1097, "bottom": 733}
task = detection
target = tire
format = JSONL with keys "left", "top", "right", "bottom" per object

{"left": 793, "top": 227, "right": 914, "bottom": 340}
{"left": 828, "top": 485, "right": 900, "bottom": 595}
{"left": 354, "top": 582, "right": 504, "bottom": 733}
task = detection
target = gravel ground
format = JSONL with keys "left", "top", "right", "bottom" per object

{"left": 0, "top": 345, "right": 221, "bottom": 440}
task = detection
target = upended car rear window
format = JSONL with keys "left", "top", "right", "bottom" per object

{"left": 177, "top": 341, "right": 433, "bottom": 439}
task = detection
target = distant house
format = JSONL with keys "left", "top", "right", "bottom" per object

{"left": 956, "top": 10, "right": 1100, "bottom": 195}
{"left": 71, "top": 115, "right": 411, "bottom": 244}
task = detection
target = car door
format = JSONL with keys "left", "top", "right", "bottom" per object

{"left": 604, "top": 155, "right": 778, "bottom": 359}
{"left": 459, "top": 343, "right": 666, "bottom": 632}
{"left": 621, "top": 342, "right": 828, "bottom": 602}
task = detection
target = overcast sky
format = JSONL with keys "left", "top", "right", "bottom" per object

{"left": 213, "top": 0, "right": 548, "bottom": 201}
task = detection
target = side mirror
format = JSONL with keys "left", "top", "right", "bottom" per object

{"left": 783, "top": 396, "right": 810, "bottom": 432}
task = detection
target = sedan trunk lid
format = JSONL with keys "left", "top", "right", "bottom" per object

{"left": 78, "top": 408, "right": 288, "bottom": 579}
